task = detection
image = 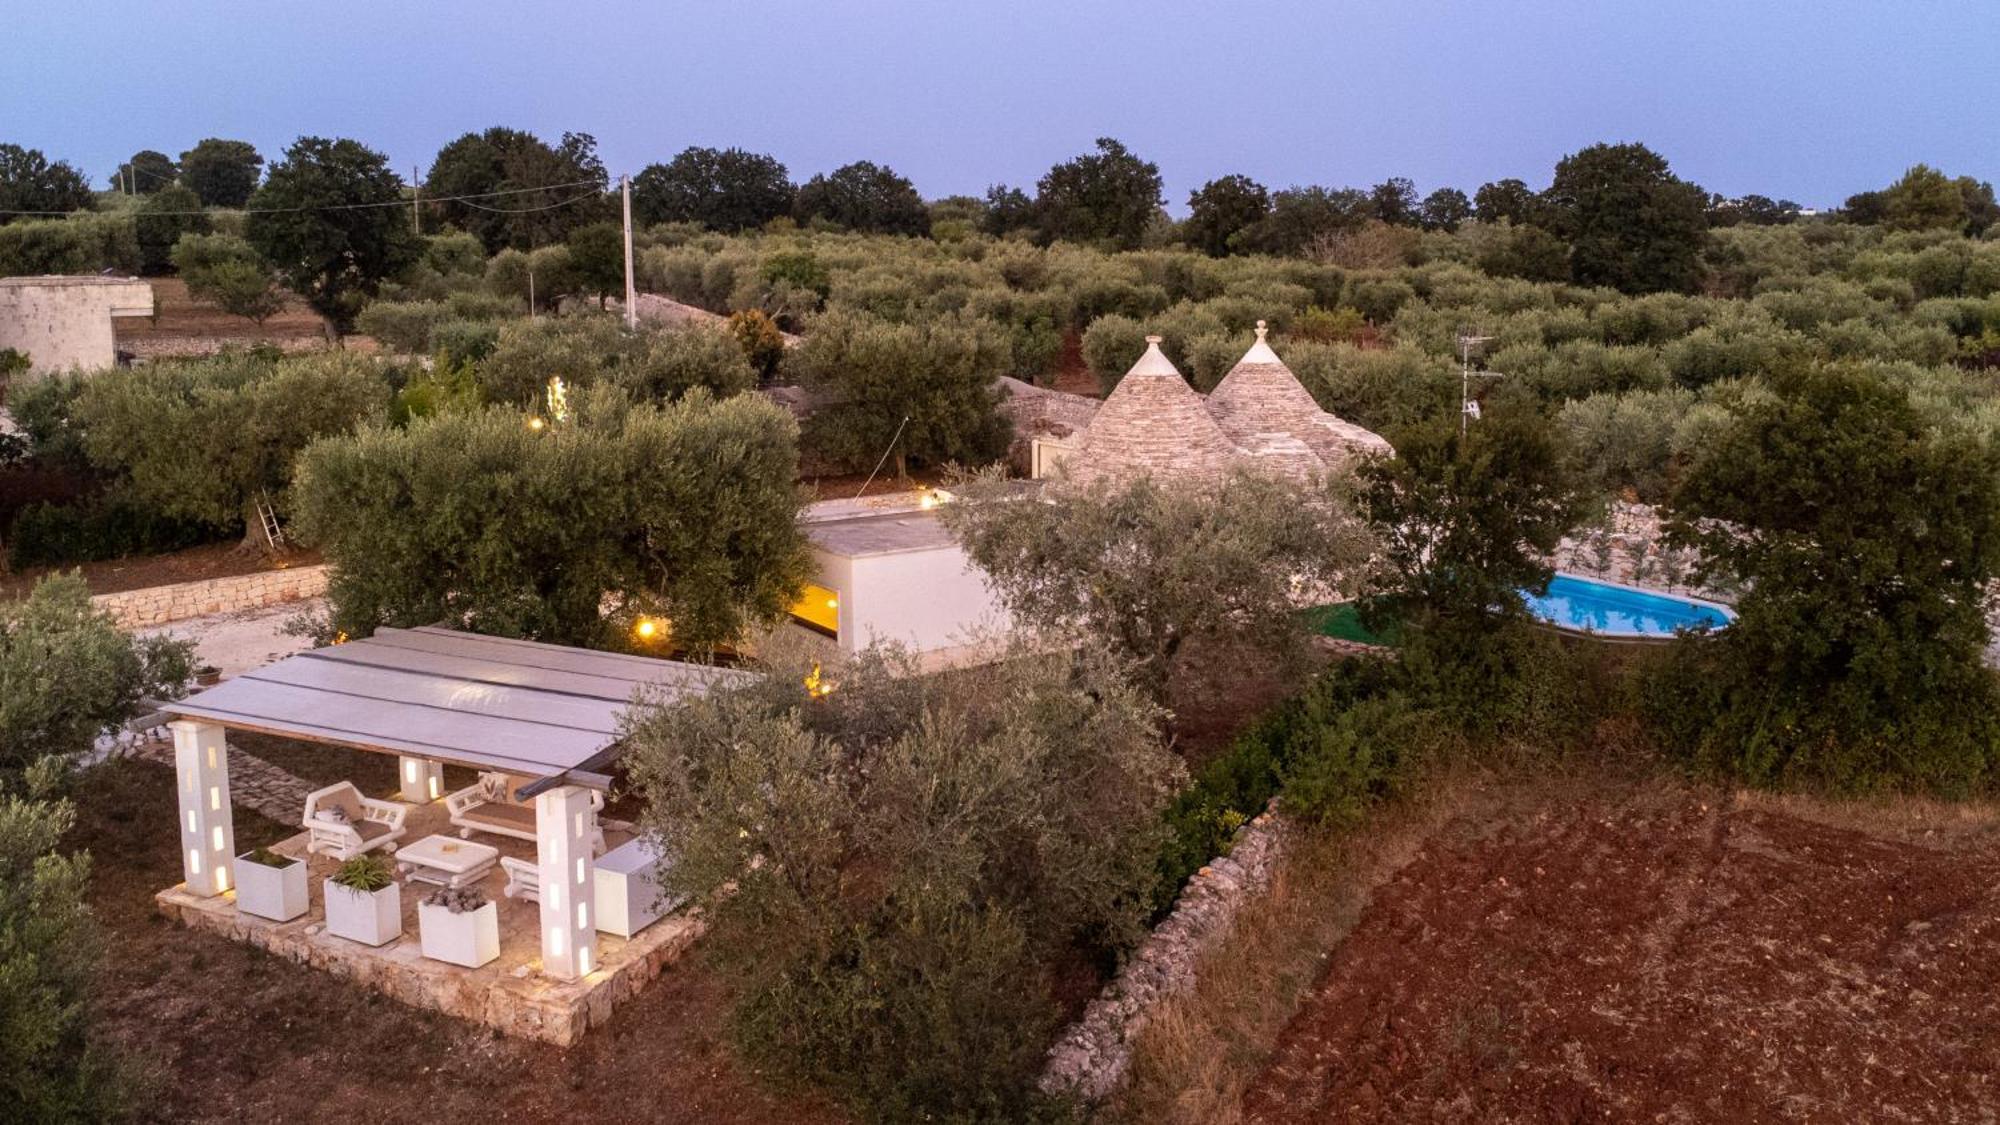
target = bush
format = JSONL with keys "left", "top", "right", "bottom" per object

{"left": 476, "top": 316, "right": 756, "bottom": 407}
{"left": 7, "top": 500, "right": 216, "bottom": 569}
{"left": 0, "top": 213, "right": 140, "bottom": 277}
{"left": 0, "top": 574, "right": 191, "bottom": 774}
{"left": 354, "top": 300, "right": 447, "bottom": 354}
{"left": 626, "top": 641, "right": 1180, "bottom": 1121}
{"left": 0, "top": 762, "right": 130, "bottom": 1120}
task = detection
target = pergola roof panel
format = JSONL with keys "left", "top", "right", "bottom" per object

{"left": 162, "top": 626, "right": 749, "bottom": 786}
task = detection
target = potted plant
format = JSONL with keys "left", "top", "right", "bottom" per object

{"left": 323, "top": 854, "right": 401, "bottom": 946}
{"left": 235, "top": 846, "right": 308, "bottom": 922}
{"left": 417, "top": 885, "right": 500, "bottom": 968}
{"left": 194, "top": 664, "right": 223, "bottom": 687}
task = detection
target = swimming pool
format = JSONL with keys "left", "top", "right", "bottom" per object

{"left": 1523, "top": 574, "right": 1734, "bottom": 639}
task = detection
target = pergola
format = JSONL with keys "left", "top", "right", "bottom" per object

{"left": 162, "top": 626, "right": 746, "bottom": 980}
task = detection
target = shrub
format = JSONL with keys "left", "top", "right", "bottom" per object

{"left": 354, "top": 299, "right": 447, "bottom": 354}
{"left": 0, "top": 761, "right": 130, "bottom": 1120}
{"left": 0, "top": 574, "right": 192, "bottom": 774}
{"left": 726, "top": 308, "right": 786, "bottom": 379}
{"left": 172, "top": 233, "right": 287, "bottom": 325}
{"left": 7, "top": 500, "right": 215, "bottom": 569}
{"left": 626, "top": 640, "right": 1180, "bottom": 1120}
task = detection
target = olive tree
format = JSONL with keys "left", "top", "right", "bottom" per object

{"left": 177, "top": 138, "right": 262, "bottom": 207}
{"left": 0, "top": 574, "right": 191, "bottom": 775}
{"left": 0, "top": 761, "right": 126, "bottom": 1120}
{"left": 624, "top": 639, "right": 1181, "bottom": 1120}
{"left": 784, "top": 309, "right": 1013, "bottom": 477}
{"left": 292, "top": 390, "right": 812, "bottom": 649}
{"left": 172, "top": 233, "right": 287, "bottom": 324}
{"left": 476, "top": 316, "right": 756, "bottom": 406}
{"left": 73, "top": 353, "right": 390, "bottom": 536}
{"left": 942, "top": 466, "right": 1376, "bottom": 702}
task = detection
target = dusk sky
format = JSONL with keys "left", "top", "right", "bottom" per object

{"left": 8, "top": 0, "right": 1996, "bottom": 211}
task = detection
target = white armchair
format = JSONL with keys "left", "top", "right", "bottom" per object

{"left": 303, "top": 782, "right": 408, "bottom": 860}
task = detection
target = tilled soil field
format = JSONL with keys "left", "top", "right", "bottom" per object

{"left": 1242, "top": 793, "right": 2000, "bottom": 1122}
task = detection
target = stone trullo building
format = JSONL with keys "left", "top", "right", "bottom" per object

{"left": 1037, "top": 322, "right": 1391, "bottom": 488}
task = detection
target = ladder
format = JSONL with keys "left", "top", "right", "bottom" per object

{"left": 255, "top": 491, "right": 286, "bottom": 551}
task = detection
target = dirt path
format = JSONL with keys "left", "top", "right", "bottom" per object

{"left": 1241, "top": 792, "right": 2000, "bottom": 1123}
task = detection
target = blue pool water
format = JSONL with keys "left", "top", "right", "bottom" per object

{"left": 1523, "top": 575, "right": 1734, "bottom": 638}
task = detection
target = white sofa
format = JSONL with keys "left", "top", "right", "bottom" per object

{"left": 447, "top": 771, "right": 608, "bottom": 850}
{"left": 302, "top": 782, "right": 408, "bottom": 860}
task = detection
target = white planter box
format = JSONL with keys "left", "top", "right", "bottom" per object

{"left": 324, "top": 879, "right": 402, "bottom": 946}
{"left": 418, "top": 900, "right": 499, "bottom": 968}
{"left": 235, "top": 854, "right": 308, "bottom": 922}
{"left": 595, "top": 838, "right": 680, "bottom": 938}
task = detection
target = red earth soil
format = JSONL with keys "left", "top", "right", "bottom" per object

{"left": 1242, "top": 794, "right": 2000, "bottom": 1123}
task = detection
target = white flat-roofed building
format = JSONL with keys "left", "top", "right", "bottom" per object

{"left": 793, "top": 491, "right": 1014, "bottom": 668}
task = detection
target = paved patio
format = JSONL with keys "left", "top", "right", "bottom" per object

{"left": 155, "top": 795, "right": 702, "bottom": 1047}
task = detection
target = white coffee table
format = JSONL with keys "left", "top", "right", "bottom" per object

{"left": 398, "top": 834, "right": 500, "bottom": 889}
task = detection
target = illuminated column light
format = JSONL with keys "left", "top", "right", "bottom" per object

{"left": 397, "top": 756, "right": 444, "bottom": 804}
{"left": 535, "top": 784, "right": 598, "bottom": 981}
{"left": 171, "top": 720, "right": 235, "bottom": 897}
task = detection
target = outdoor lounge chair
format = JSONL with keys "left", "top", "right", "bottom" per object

{"left": 499, "top": 855, "right": 541, "bottom": 903}
{"left": 447, "top": 771, "right": 608, "bottom": 850}
{"left": 302, "top": 781, "right": 408, "bottom": 860}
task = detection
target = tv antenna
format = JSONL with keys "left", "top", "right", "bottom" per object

{"left": 1456, "top": 330, "right": 1506, "bottom": 440}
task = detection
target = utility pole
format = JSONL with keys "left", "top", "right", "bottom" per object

{"left": 411, "top": 166, "right": 421, "bottom": 237}
{"left": 621, "top": 173, "right": 637, "bottom": 331}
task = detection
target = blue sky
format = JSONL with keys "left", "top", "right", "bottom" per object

{"left": 6, "top": 1, "right": 1995, "bottom": 211}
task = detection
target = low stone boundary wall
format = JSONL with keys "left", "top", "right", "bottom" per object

{"left": 1042, "top": 801, "right": 1288, "bottom": 1101}
{"left": 93, "top": 563, "right": 328, "bottom": 629}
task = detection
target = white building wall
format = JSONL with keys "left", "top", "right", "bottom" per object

{"left": 840, "top": 544, "right": 1012, "bottom": 659}
{"left": 0, "top": 276, "right": 154, "bottom": 378}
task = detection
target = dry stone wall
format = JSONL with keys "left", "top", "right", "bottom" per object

{"left": 1042, "top": 801, "right": 1288, "bottom": 1101}
{"left": 93, "top": 564, "right": 328, "bottom": 629}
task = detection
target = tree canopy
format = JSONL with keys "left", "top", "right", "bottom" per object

{"left": 245, "top": 136, "right": 423, "bottom": 333}
{"left": 1184, "top": 174, "right": 1270, "bottom": 257}
{"left": 172, "top": 233, "right": 286, "bottom": 324}
{"left": 944, "top": 466, "right": 1375, "bottom": 702}
{"left": 1034, "top": 137, "right": 1163, "bottom": 250}
{"left": 0, "top": 145, "right": 93, "bottom": 225}
{"left": 1654, "top": 361, "right": 2000, "bottom": 792}
{"left": 784, "top": 308, "right": 1012, "bottom": 477}
{"left": 73, "top": 352, "right": 389, "bottom": 531}
{"left": 134, "top": 184, "right": 209, "bottom": 274}
{"left": 624, "top": 639, "right": 1180, "bottom": 1120}
{"left": 1543, "top": 142, "right": 1709, "bottom": 293}
{"left": 110, "top": 149, "right": 177, "bottom": 194}
{"left": 177, "top": 138, "right": 263, "bottom": 207}
{"left": 292, "top": 390, "right": 812, "bottom": 649}
{"left": 793, "top": 161, "right": 929, "bottom": 236}
{"left": 632, "top": 147, "right": 794, "bottom": 232}
{"left": 424, "top": 127, "right": 610, "bottom": 251}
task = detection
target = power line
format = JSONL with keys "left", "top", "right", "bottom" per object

{"left": 455, "top": 189, "right": 606, "bottom": 214}
{"left": 0, "top": 177, "right": 607, "bottom": 218}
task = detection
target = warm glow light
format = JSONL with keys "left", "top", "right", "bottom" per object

{"left": 635, "top": 618, "right": 658, "bottom": 640}
{"left": 404, "top": 761, "right": 418, "bottom": 782}
{"left": 527, "top": 415, "right": 546, "bottom": 431}
{"left": 214, "top": 867, "right": 230, "bottom": 893}
{"left": 825, "top": 597, "right": 839, "bottom": 610}
{"left": 546, "top": 376, "right": 571, "bottom": 423}
{"left": 919, "top": 491, "right": 940, "bottom": 510}
{"left": 332, "top": 631, "right": 350, "bottom": 645}
{"left": 547, "top": 926, "right": 565, "bottom": 956}
{"left": 804, "top": 663, "right": 834, "bottom": 698}
{"left": 578, "top": 946, "right": 593, "bottom": 975}
{"left": 428, "top": 776, "right": 441, "bottom": 800}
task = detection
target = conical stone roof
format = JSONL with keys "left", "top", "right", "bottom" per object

{"left": 1066, "top": 336, "right": 1238, "bottom": 489}
{"left": 1208, "top": 321, "right": 1353, "bottom": 466}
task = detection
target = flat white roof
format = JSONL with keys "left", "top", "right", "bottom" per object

{"left": 163, "top": 626, "right": 752, "bottom": 788}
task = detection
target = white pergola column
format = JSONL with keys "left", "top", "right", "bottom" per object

{"left": 171, "top": 720, "right": 236, "bottom": 897}
{"left": 397, "top": 756, "right": 444, "bottom": 803}
{"left": 535, "top": 784, "right": 598, "bottom": 980}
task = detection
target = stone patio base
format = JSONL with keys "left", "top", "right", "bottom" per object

{"left": 156, "top": 837, "right": 703, "bottom": 1046}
